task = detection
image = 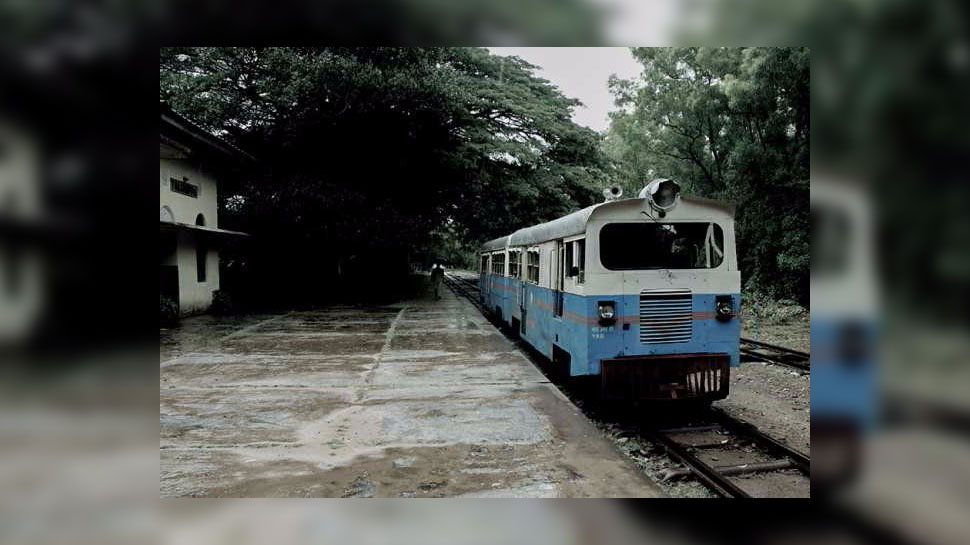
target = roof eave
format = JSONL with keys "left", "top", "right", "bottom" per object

{"left": 160, "top": 220, "right": 250, "bottom": 238}
{"left": 159, "top": 102, "right": 257, "bottom": 164}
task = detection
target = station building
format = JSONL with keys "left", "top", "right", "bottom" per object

{"left": 159, "top": 102, "right": 253, "bottom": 315}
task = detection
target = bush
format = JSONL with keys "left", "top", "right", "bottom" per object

{"left": 160, "top": 295, "right": 179, "bottom": 326}
{"left": 742, "top": 291, "right": 807, "bottom": 325}
{"left": 210, "top": 290, "right": 234, "bottom": 315}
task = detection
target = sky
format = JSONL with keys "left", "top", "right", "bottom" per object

{"left": 488, "top": 47, "right": 643, "bottom": 133}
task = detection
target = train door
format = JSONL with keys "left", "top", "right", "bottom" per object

{"left": 481, "top": 254, "right": 490, "bottom": 303}
{"left": 521, "top": 249, "right": 534, "bottom": 336}
{"left": 554, "top": 240, "right": 565, "bottom": 317}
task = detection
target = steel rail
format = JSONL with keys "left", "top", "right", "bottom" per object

{"left": 740, "top": 337, "right": 810, "bottom": 358}
{"left": 739, "top": 338, "right": 810, "bottom": 373}
{"left": 443, "top": 274, "right": 485, "bottom": 313}
{"left": 645, "top": 409, "right": 810, "bottom": 497}
{"left": 739, "top": 348, "right": 811, "bottom": 372}
{"left": 644, "top": 428, "right": 752, "bottom": 498}
{"left": 710, "top": 407, "right": 811, "bottom": 474}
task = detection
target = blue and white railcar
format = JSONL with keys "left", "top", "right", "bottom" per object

{"left": 480, "top": 179, "right": 741, "bottom": 401}
{"left": 811, "top": 176, "right": 877, "bottom": 489}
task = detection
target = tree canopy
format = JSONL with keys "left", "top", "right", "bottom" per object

{"left": 604, "top": 47, "right": 809, "bottom": 304}
{"left": 160, "top": 47, "right": 809, "bottom": 307}
{"left": 160, "top": 47, "right": 608, "bottom": 304}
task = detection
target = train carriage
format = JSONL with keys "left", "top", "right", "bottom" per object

{"left": 810, "top": 176, "right": 876, "bottom": 490}
{"left": 480, "top": 179, "right": 741, "bottom": 401}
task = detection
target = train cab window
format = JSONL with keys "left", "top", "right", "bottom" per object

{"left": 576, "top": 239, "right": 585, "bottom": 283}
{"left": 481, "top": 254, "right": 489, "bottom": 274}
{"left": 492, "top": 253, "right": 506, "bottom": 276}
{"left": 565, "top": 239, "right": 585, "bottom": 283}
{"left": 526, "top": 250, "right": 540, "bottom": 283}
{"left": 508, "top": 250, "right": 521, "bottom": 278}
{"left": 600, "top": 222, "right": 725, "bottom": 270}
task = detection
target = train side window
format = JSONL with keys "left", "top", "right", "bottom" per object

{"left": 565, "top": 243, "right": 574, "bottom": 277}
{"left": 564, "top": 240, "right": 585, "bottom": 281}
{"left": 564, "top": 240, "right": 585, "bottom": 282}
{"left": 576, "top": 239, "right": 586, "bottom": 283}
{"left": 546, "top": 252, "right": 551, "bottom": 288}
{"left": 480, "top": 254, "right": 489, "bottom": 274}
{"left": 526, "top": 250, "right": 540, "bottom": 284}
{"left": 509, "top": 250, "right": 520, "bottom": 278}
{"left": 492, "top": 252, "right": 506, "bottom": 276}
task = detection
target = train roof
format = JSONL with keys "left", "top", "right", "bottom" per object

{"left": 481, "top": 235, "right": 511, "bottom": 252}
{"left": 479, "top": 195, "right": 734, "bottom": 252}
{"left": 508, "top": 204, "right": 599, "bottom": 247}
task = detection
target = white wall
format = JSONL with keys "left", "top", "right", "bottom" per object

{"left": 175, "top": 231, "right": 220, "bottom": 315}
{"left": 159, "top": 156, "right": 219, "bottom": 228}
{"left": 160, "top": 152, "right": 222, "bottom": 315}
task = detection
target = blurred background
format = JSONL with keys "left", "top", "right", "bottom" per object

{"left": 2, "top": 0, "right": 970, "bottom": 543}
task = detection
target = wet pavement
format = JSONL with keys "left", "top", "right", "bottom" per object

{"left": 160, "top": 279, "right": 663, "bottom": 497}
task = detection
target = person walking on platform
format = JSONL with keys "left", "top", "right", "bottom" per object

{"left": 430, "top": 263, "right": 445, "bottom": 299}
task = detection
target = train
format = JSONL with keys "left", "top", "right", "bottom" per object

{"left": 479, "top": 179, "right": 741, "bottom": 402}
{"left": 810, "top": 176, "right": 877, "bottom": 490}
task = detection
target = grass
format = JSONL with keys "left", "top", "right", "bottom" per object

{"left": 742, "top": 291, "right": 807, "bottom": 326}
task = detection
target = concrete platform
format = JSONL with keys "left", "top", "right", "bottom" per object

{"left": 160, "top": 279, "right": 663, "bottom": 497}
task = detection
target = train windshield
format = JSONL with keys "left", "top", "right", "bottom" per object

{"left": 600, "top": 222, "right": 725, "bottom": 270}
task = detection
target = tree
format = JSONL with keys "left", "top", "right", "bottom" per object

{"left": 605, "top": 47, "right": 809, "bottom": 304}
{"left": 160, "top": 47, "right": 607, "bottom": 305}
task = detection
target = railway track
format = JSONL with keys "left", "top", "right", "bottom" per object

{"left": 640, "top": 408, "right": 810, "bottom": 497}
{"left": 445, "top": 273, "right": 480, "bottom": 292}
{"left": 445, "top": 272, "right": 810, "bottom": 497}
{"left": 740, "top": 337, "right": 810, "bottom": 373}
{"left": 443, "top": 273, "right": 487, "bottom": 314}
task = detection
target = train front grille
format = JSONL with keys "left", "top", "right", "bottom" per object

{"left": 639, "top": 289, "right": 692, "bottom": 344}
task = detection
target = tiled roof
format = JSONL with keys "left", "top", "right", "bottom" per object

{"left": 160, "top": 101, "right": 256, "bottom": 163}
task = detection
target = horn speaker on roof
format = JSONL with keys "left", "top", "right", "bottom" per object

{"left": 602, "top": 185, "right": 623, "bottom": 202}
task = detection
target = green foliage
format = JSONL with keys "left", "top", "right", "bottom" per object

{"left": 210, "top": 290, "right": 234, "bottom": 315}
{"left": 160, "top": 47, "right": 606, "bottom": 305}
{"left": 605, "top": 47, "right": 809, "bottom": 304}
{"left": 742, "top": 291, "right": 807, "bottom": 326}
{"left": 693, "top": 1, "right": 970, "bottom": 323}
{"left": 160, "top": 295, "right": 179, "bottom": 326}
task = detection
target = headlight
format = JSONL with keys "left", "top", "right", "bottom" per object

{"left": 715, "top": 295, "right": 734, "bottom": 321}
{"left": 652, "top": 179, "right": 679, "bottom": 208}
{"left": 638, "top": 178, "right": 681, "bottom": 213}
{"left": 598, "top": 301, "right": 616, "bottom": 325}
